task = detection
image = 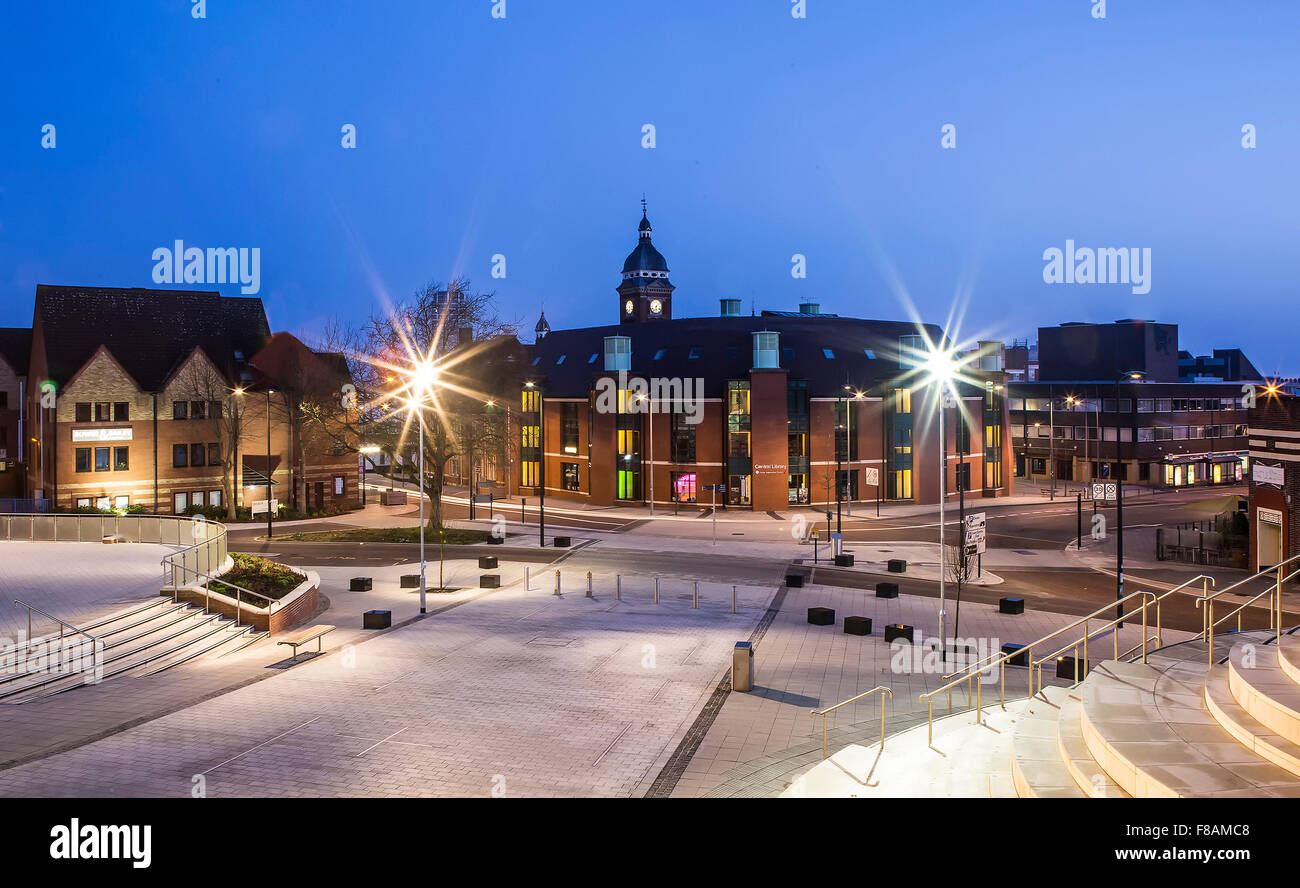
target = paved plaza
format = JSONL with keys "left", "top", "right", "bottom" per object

{"left": 0, "top": 534, "right": 1202, "bottom": 797}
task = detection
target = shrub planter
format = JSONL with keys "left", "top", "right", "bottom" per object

{"left": 887, "top": 559, "right": 908, "bottom": 573}
{"left": 379, "top": 490, "right": 407, "bottom": 506}
{"left": 807, "top": 606, "right": 835, "bottom": 626}
{"left": 884, "top": 624, "right": 914, "bottom": 644}
{"left": 350, "top": 577, "right": 373, "bottom": 592}
{"left": 363, "top": 609, "right": 391, "bottom": 630}
{"left": 478, "top": 556, "right": 499, "bottom": 570}
{"left": 400, "top": 574, "right": 420, "bottom": 588}
{"left": 844, "top": 616, "right": 872, "bottom": 636}
{"left": 1002, "top": 643, "right": 1028, "bottom": 667}
{"left": 479, "top": 574, "right": 500, "bottom": 589}
{"left": 169, "top": 570, "right": 320, "bottom": 634}
{"left": 785, "top": 573, "right": 804, "bottom": 588}
{"left": 833, "top": 554, "right": 854, "bottom": 567}
{"left": 875, "top": 582, "right": 899, "bottom": 599}
{"left": 999, "top": 597, "right": 1024, "bottom": 615}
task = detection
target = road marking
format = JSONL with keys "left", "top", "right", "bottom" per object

{"left": 203, "top": 716, "right": 321, "bottom": 774}
{"left": 593, "top": 723, "right": 632, "bottom": 767}
{"left": 355, "top": 727, "right": 407, "bottom": 757}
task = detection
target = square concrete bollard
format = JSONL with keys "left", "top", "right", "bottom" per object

{"left": 844, "top": 616, "right": 872, "bottom": 636}
{"left": 400, "top": 575, "right": 420, "bottom": 588}
{"left": 363, "top": 610, "right": 391, "bottom": 630}
{"left": 887, "top": 559, "right": 908, "bottom": 573}
{"left": 479, "top": 575, "right": 500, "bottom": 589}
{"left": 1002, "top": 643, "right": 1029, "bottom": 667}
{"left": 875, "top": 583, "right": 899, "bottom": 598}
{"left": 884, "top": 624, "right": 914, "bottom": 644}
{"left": 785, "top": 573, "right": 804, "bottom": 588}
{"left": 807, "top": 606, "right": 835, "bottom": 626}
{"left": 833, "top": 554, "right": 854, "bottom": 567}
{"left": 478, "top": 556, "right": 498, "bottom": 570}
{"left": 349, "top": 577, "right": 373, "bottom": 592}
{"left": 999, "top": 597, "right": 1025, "bottom": 615}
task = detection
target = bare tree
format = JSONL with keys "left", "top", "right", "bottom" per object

{"left": 170, "top": 357, "right": 247, "bottom": 520}
{"left": 306, "top": 279, "right": 519, "bottom": 530}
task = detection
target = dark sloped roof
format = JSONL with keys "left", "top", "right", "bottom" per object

{"left": 621, "top": 239, "right": 669, "bottom": 273}
{"left": 35, "top": 286, "right": 270, "bottom": 390}
{"left": 0, "top": 328, "right": 32, "bottom": 376}
{"left": 526, "top": 314, "right": 947, "bottom": 398}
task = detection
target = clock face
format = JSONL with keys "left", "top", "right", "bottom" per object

{"left": 624, "top": 300, "right": 634, "bottom": 314}
{"left": 649, "top": 299, "right": 663, "bottom": 315}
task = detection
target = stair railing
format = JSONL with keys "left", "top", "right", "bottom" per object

{"left": 918, "top": 589, "right": 1155, "bottom": 747}
{"left": 12, "top": 599, "right": 102, "bottom": 682}
{"left": 1198, "top": 554, "right": 1300, "bottom": 668}
{"left": 810, "top": 686, "right": 892, "bottom": 759}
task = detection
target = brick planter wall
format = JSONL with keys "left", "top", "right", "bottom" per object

{"left": 166, "top": 570, "right": 319, "bottom": 635}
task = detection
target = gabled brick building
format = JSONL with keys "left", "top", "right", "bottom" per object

{"left": 19, "top": 285, "right": 357, "bottom": 514}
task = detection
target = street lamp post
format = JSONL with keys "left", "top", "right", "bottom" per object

{"left": 1048, "top": 389, "right": 1056, "bottom": 499}
{"left": 265, "top": 389, "right": 273, "bottom": 541}
{"left": 638, "top": 393, "right": 655, "bottom": 514}
{"left": 921, "top": 346, "right": 958, "bottom": 667}
{"left": 835, "top": 388, "right": 845, "bottom": 534}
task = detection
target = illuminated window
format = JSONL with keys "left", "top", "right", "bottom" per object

{"left": 521, "top": 461, "right": 539, "bottom": 487}
{"left": 521, "top": 390, "right": 540, "bottom": 413}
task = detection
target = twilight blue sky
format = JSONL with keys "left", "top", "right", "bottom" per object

{"left": 1, "top": 1, "right": 1297, "bottom": 373}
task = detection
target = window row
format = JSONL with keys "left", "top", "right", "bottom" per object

{"left": 75, "top": 446, "right": 130, "bottom": 472}
{"left": 174, "top": 443, "right": 221, "bottom": 468}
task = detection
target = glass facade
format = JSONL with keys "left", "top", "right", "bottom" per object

{"left": 726, "top": 380, "right": 751, "bottom": 506}
{"left": 887, "top": 387, "right": 913, "bottom": 499}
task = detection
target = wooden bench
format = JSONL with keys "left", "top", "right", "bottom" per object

{"left": 277, "top": 624, "right": 336, "bottom": 661}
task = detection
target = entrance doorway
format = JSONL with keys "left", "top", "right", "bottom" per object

{"left": 1257, "top": 507, "right": 1283, "bottom": 570}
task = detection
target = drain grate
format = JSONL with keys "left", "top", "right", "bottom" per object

{"left": 528, "top": 636, "right": 577, "bottom": 647}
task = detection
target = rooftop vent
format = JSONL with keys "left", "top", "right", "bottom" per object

{"left": 798, "top": 302, "right": 820, "bottom": 316}
{"left": 720, "top": 298, "right": 742, "bottom": 317}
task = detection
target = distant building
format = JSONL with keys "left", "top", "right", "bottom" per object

{"left": 0, "top": 328, "right": 31, "bottom": 498}
{"left": 513, "top": 208, "right": 1014, "bottom": 511}
{"left": 1008, "top": 320, "right": 1260, "bottom": 489}
{"left": 18, "top": 285, "right": 357, "bottom": 514}
{"left": 1246, "top": 391, "right": 1300, "bottom": 571}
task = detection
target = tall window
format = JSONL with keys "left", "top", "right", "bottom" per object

{"left": 887, "top": 387, "right": 914, "bottom": 499}
{"left": 560, "top": 403, "right": 579, "bottom": 454}
{"left": 94, "top": 447, "right": 110, "bottom": 471}
{"left": 75, "top": 403, "right": 92, "bottom": 422}
{"left": 670, "top": 412, "right": 696, "bottom": 463}
{"left": 984, "top": 384, "right": 1004, "bottom": 490}
{"left": 521, "top": 461, "right": 539, "bottom": 487}
{"left": 521, "top": 389, "right": 540, "bottom": 413}
{"left": 114, "top": 446, "right": 129, "bottom": 471}
{"left": 561, "top": 462, "right": 580, "bottom": 491}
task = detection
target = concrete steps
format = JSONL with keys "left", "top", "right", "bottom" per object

{"left": 790, "top": 628, "right": 1300, "bottom": 798}
{"left": 0, "top": 598, "right": 259, "bottom": 703}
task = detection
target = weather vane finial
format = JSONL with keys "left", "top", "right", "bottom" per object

{"left": 641, "top": 193, "right": 647, "bottom": 215}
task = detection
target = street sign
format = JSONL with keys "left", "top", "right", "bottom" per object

{"left": 864, "top": 467, "right": 880, "bottom": 487}
{"left": 250, "top": 498, "right": 279, "bottom": 515}
{"left": 1091, "top": 482, "right": 1117, "bottom": 503}
{"left": 963, "top": 512, "right": 987, "bottom": 555}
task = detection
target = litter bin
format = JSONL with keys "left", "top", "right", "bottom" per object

{"left": 732, "top": 642, "right": 754, "bottom": 692}
{"left": 831, "top": 532, "right": 843, "bottom": 557}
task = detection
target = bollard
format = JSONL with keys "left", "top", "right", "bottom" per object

{"left": 732, "top": 585, "right": 737, "bottom": 614}
{"left": 586, "top": 571, "right": 593, "bottom": 598}
{"left": 554, "top": 570, "right": 561, "bottom": 597}
{"left": 616, "top": 574, "right": 621, "bottom": 600}
{"left": 525, "top": 566, "right": 530, "bottom": 591}
{"left": 693, "top": 580, "right": 698, "bottom": 609}
{"left": 654, "top": 577, "right": 660, "bottom": 604}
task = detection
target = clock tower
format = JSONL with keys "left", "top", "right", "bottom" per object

{"left": 617, "top": 200, "right": 674, "bottom": 323}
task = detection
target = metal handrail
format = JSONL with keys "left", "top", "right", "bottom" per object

{"left": 167, "top": 560, "right": 281, "bottom": 628}
{"left": 1198, "top": 561, "right": 1298, "bottom": 667}
{"left": 810, "top": 686, "right": 892, "bottom": 759}
{"left": 1138, "top": 574, "right": 1215, "bottom": 652}
{"left": 13, "top": 599, "right": 101, "bottom": 677}
{"left": 918, "top": 589, "right": 1156, "bottom": 745}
